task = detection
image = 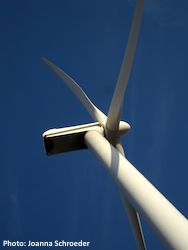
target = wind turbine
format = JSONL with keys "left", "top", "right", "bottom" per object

{"left": 42, "top": 0, "right": 188, "bottom": 249}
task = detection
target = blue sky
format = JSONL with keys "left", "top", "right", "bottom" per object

{"left": 1, "top": 0, "right": 188, "bottom": 249}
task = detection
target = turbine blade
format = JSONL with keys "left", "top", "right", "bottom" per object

{"left": 121, "top": 195, "right": 147, "bottom": 250}
{"left": 42, "top": 58, "right": 106, "bottom": 124}
{"left": 116, "top": 142, "right": 147, "bottom": 250}
{"left": 106, "top": 0, "right": 144, "bottom": 131}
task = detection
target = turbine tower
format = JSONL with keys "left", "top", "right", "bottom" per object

{"left": 42, "top": 0, "right": 188, "bottom": 249}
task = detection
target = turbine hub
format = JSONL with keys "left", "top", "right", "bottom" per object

{"left": 104, "top": 120, "right": 131, "bottom": 144}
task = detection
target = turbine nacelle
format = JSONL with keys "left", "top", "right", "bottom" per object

{"left": 43, "top": 122, "right": 103, "bottom": 155}
{"left": 43, "top": 120, "right": 130, "bottom": 156}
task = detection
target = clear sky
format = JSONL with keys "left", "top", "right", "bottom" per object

{"left": 1, "top": 0, "right": 188, "bottom": 249}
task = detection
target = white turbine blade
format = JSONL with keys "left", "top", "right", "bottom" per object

{"left": 42, "top": 58, "right": 107, "bottom": 124}
{"left": 106, "top": 0, "right": 144, "bottom": 131}
{"left": 121, "top": 195, "right": 147, "bottom": 250}
{"left": 116, "top": 142, "right": 146, "bottom": 250}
